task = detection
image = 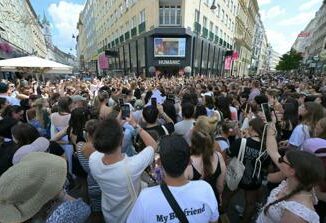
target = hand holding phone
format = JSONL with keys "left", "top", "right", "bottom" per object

{"left": 121, "top": 104, "right": 130, "bottom": 120}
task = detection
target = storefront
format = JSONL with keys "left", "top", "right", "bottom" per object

{"left": 103, "top": 27, "right": 229, "bottom": 77}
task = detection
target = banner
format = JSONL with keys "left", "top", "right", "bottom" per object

{"left": 98, "top": 53, "right": 108, "bottom": 69}
{"left": 225, "top": 56, "right": 232, "bottom": 70}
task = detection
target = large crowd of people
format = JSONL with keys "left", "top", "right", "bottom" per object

{"left": 0, "top": 73, "right": 326, "bottom": 223}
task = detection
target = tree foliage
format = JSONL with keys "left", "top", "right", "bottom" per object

{"left": 276, "top": 49, "right": 303, "bottom": 71}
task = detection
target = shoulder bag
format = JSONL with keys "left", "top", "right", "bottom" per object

{"left": 160, "top": 182, "right": 189, "bottom": 223}
{"left": 225, "top": 138, "right": 247, "bottom": 191}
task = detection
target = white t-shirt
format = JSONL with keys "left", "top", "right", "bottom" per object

{"left": 127, "top": 181, "right": 219, "bottom": 223}
{"left": 289, "top": 124, "right": 310, "bottom": 149}
{"left": 174, "top": 119, "right": 195, "bottom": 137}
{"left": 89, "top": 146, "right": 154, "bottom": 223}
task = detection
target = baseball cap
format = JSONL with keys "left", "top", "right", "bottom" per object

{"left": 159, "top": 135, "right": 190, "bottom": 178}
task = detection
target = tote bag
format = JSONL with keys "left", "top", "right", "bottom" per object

{"left": 225, "top": 138, "right": 247, "bottom": 191}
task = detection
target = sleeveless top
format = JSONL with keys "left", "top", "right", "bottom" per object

{"left": 256, "top": 180, "right": 319, "bottom": 223}
{"left": 191, "top": 152, "right": 222, "bottom": 201}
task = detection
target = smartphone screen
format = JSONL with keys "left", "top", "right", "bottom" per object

{"left": 261, "top": 103, "right": 272, "bottom": 122}
{"left": 151, "top": 98, "right": 157, "bottom": 107}
{"left": 121, "top": 105, "right": 130, "bottom": 119}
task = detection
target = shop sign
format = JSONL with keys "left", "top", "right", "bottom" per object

{"left": 158, "top": 60, "right": 181, "bottom": 65}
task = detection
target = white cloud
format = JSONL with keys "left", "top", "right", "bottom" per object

{"left": 299, "top": 0, "right": 322, "bottom": 11}
{"left": 258, "top": 0, "right": 272, "bottom": 7}
{"left": 261, "top": 6, "right": 286, "bottom": 20}
{"left": 48, "top": 1, "right": 84, "bottom": 54}
{"left": 279, "top": 11, "right": 316, "bottom": 26}
{"left": 266, "top": 29, "right": 293, "bottom": 55}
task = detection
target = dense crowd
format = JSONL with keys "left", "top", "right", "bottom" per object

{"left": 0, "top": 73, "right": 326, "bottom": 223}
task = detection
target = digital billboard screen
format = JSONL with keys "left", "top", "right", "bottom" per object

{"left": 154, "top": 38, "right": 186, "bottom": 57}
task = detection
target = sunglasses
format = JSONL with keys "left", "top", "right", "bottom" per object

{"left": 278, "top": 156, "right": 292, "bottom": 167}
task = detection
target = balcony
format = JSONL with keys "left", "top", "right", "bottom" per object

{"left": 209, "top": 32, "right": 214, "bottom": 41}
{"left": 131, "top": 27, "right": 137, "bottom": 37}
{"left": 125, "top": 31, "right": 130, "bottom": 40}
{"left": 194, "top": 22, "right": 201, "bottom": 34}
{"left": 219, "top": 38, "right": 223, "bottom": 46}
{"left": 138, "top": 22, "right": 146, "bottom": 33}
{"left": 120, "top": 35, "right": 124, "bottom": 43}
{"left": 202, "top": 27, "right": 208, "bottom": 38}
{"left": 223, "top": 41, "right": 227, "bottom": 47}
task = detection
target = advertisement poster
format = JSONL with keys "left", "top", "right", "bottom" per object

{"left": 225, "top": 56, "right": 232, "bottom": 70}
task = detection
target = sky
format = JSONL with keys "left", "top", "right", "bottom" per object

{"left": 29, "top": 0, "right": 324, "bottom": 56}
{"left": 258, "top": 0, "right": 323, "bottom": 55}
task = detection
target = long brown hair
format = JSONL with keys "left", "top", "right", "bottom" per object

{"left": 264, "top": 150, "right": 324, "bottom": 215}
{"left": 190, "top": 128, "right": 215, "bottom": 178}
{"left": 302, "top": 102, "right": 324, "bottom": 128}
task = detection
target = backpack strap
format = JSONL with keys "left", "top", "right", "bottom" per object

{"left": 160, "top": 182, "right": 189, "bottom": 223}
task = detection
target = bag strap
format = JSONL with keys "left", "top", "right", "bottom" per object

{"left": 160, "top": 182, "right": 189, "bottom": 223}
{"left": 237, "top": 138, "right": 247, "bottom": 163}
{"left": 252, "top": 124, "right": 268, "bottom": 178}
{"left": 161, "top": 125, "right": 169, "bottom": 136}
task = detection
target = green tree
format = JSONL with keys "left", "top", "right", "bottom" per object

{"left": 276, "top": 49, "right": 303, "bottom": 71}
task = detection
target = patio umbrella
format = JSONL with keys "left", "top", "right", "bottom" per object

{"left": 0, "top": 56, "right": 73, "bottom": 74}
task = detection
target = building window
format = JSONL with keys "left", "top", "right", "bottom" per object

{"left": 221, "top": 10, "right": 224, "bottom": 22}
{"left": 195, "top": 10, "right": 200, "bottom": 22}
{"left": 160, "top": 5, "right": 181, "bottom": 26}
{"left": 226, "top": 15, "right": 228, "bottom": 26}
{"left": 215, "top": 25, "right": 219, "bottom": 35}
{"left": 140, "top": 9, "right": 145, "bottom": 23}
{"left": 209, "top": 21, "right": 213, "bottom": 32}
{"left": 217, "top": 4, "right": 220, "bottom": 17}
{"left": 203, "top": 16, "right": 207, "bottom": 28}
{"left": 132, "top": 16, "right": 137, "bottom": 27}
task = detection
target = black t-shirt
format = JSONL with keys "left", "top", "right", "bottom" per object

{"left": 228, "top": 137, "right": 270, "bottom": 190}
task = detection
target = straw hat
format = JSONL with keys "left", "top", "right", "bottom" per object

{"left": 0, "top": 152, "right": 67, "bottom": 223}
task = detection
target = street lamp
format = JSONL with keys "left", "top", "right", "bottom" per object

{"left": 211, "top": 0, "right": 217, "bottom": 10}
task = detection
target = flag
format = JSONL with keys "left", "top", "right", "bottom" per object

{"left": 232, "top": 51, "right": 239, "bottom": 60}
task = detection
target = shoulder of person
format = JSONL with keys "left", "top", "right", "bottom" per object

{"left": 89, "top": 151, "right": 103, "bottom": 163}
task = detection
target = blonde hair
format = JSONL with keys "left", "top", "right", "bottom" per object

{"left": 195, "top": 116, "right": 219, "bottom": 135}
{"left": 33, "top": 98, "right": 46, "bottom": 127}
